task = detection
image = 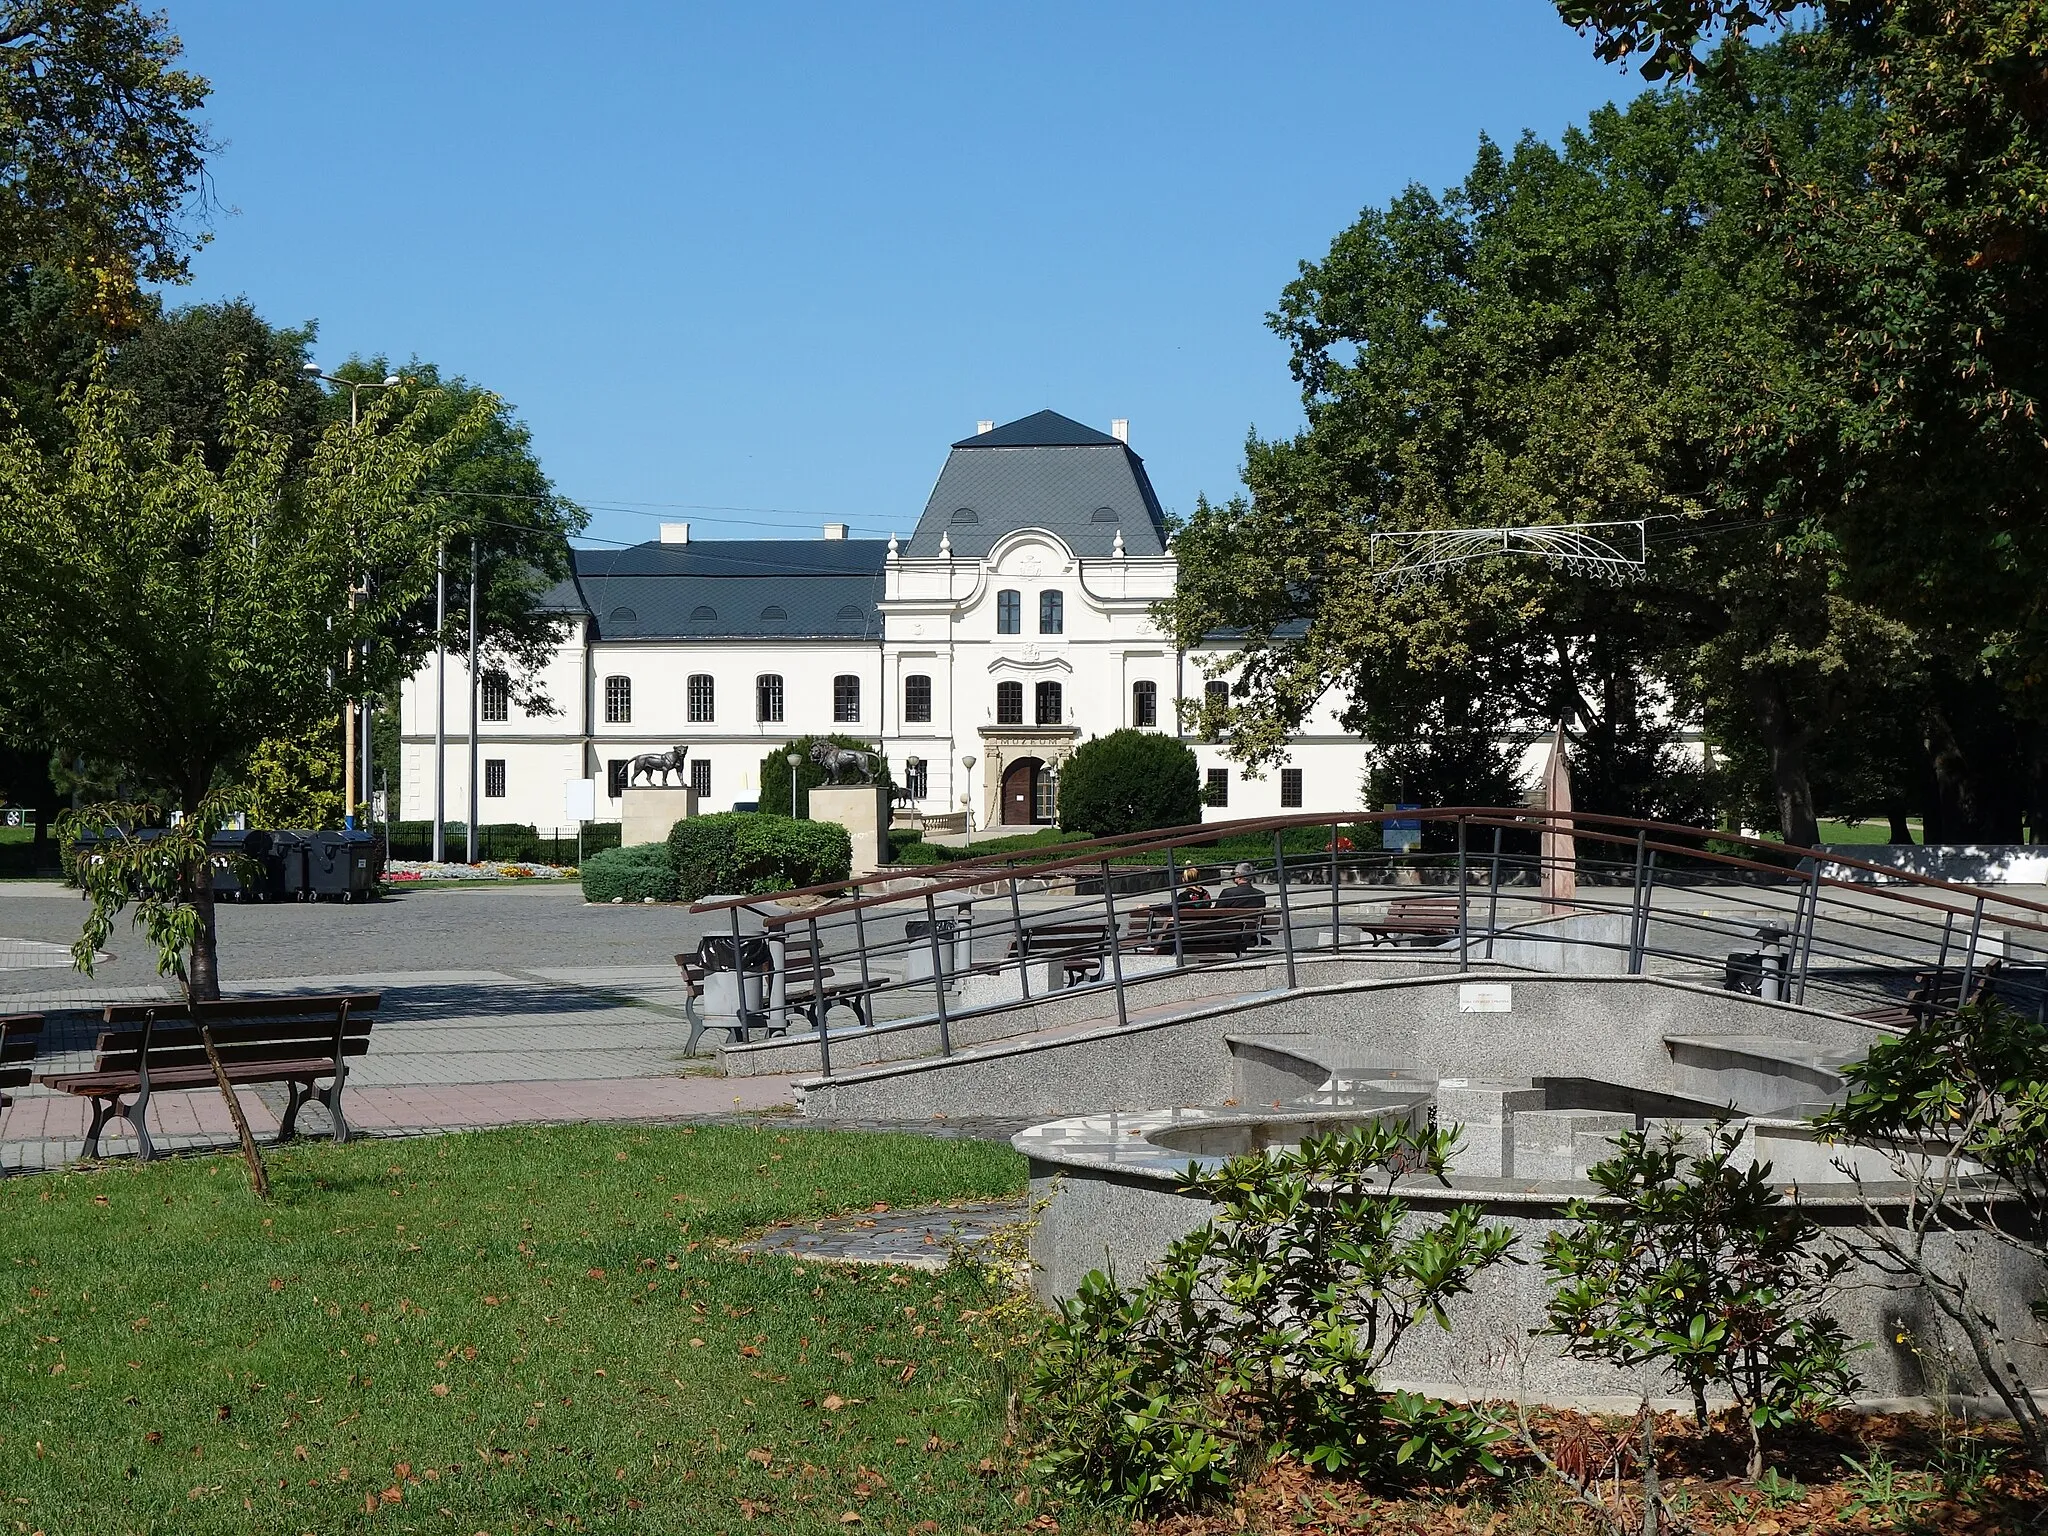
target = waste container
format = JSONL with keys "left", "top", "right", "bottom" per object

{"left": 905, "top": 909, "right": 973, "bottom": 986}
{"left": 302, "top": 830, "right": 379, "bottom": 902}
{"left": 209, "top": 828, "right": 284, "bottom": 901}
{"left": 694, "top": 934, "right": 771, "bottom": 1038}
{"left": 1724, "top": 949, "right": 1788, "bottom": 1000}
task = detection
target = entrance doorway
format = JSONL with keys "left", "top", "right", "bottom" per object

{"left": 1001, "top": 757, "right": 1044, "bottom": 825}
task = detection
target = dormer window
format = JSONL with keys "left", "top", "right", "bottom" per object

{"left": 950, "top": 507, "right": 979, "bottom": 525}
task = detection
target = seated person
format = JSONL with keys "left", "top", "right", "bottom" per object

{"left": 1212, "top": 860, "right": 1268, "bottom": 909}
{"left": 1171, "top": 864, "right": 1210, "bottom": 909}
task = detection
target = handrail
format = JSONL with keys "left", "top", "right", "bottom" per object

{"left": 689, "top": 806, "right": 2048, "bottom": 930}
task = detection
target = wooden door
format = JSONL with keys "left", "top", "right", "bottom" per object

{"left": 1001, "top": 758, "right": 1040, "bottom": 825}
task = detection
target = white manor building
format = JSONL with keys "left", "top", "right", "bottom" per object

{"left": 399, "top": 411, "right": 1373, "bottom": 832}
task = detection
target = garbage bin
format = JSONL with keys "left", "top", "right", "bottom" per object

{"left": 302, "top": 830, "right": 379, "bottom": 902}
{"left": 209, "top": 828, "right": 284, "bottom": 902}
{"left": 1724, "top": 949, "right": 1788, "bottom": 1000}
{"left": 905, "top": 909, "right": 973, "bottom": 986}
{"left": 694, "top": 934, "right": 771, "bottom": 1038}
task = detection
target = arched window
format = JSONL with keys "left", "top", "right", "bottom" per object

{"left": 604, "top": 675, "right": 632, "bottom": 725}
{"left": 1035, "top": 680, "right": 1063, "bottom": 725}
{"left": 833, "top": 674, "right": 861, "bottom": 723}
{"left": 950, "top": 507, "right": 979, "bottom": 525}
{"left": 995, "top": 681, "right": 1023, "bottom": 725}
{"left": 689, "top": 605, "right": 717, "bottom": 623}
{"left": 756, "top": 674, "right": 784, "bottom": 723}
{"left": 1091, "top": 505, "right": 1119, "bottom": 523}
{"left": 1039, "top": 590, "right": 1063, "bottom": 634}
{"left": 996, "top": 589, "right": 1021, "bottom": 634}
{"left": 1131, "top": 679, "right": 1157, "bottom": 728}
{"left": 687, "top": 674, "right": 715, "bottom": 723}
{"left": 904, "top": 674, "right": 932, "bottom": 724}
{"left": 836, "top": 603, "right": 864, "bottom": 621}
{"left": 607, "top": 606, "right": 637, "bottom": 625}
{"left": 759, "top": 605, "right": 788, "bottom": 629}
{"left": 480, "top": 670, "right": 509, "bottom": 722}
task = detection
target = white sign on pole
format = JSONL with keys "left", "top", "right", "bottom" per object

{"left": 563, "top": 777, "right": 597, "bottom": 822}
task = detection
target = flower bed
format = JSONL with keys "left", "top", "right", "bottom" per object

{"left": 385, "top": 859, "right": 576, "bottom": 883}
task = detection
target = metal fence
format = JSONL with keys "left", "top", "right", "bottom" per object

{"left": 382, "top": 822, "right": 622, "bottom": 865}
{"left": 686, "top": 809, "right": 2048, "bottom": 1079}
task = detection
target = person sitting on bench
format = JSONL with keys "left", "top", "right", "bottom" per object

{"left": 1173, "top": 864, "right": 1211, "bottom": 909}
{"left": 1212, "top": 861, "right": 1268, "bottom": 910}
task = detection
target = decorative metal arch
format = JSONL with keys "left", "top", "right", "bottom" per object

{"left": 1369, "top": 520, "right": 1647, "bottom": 583}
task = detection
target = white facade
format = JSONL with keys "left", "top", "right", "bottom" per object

{"left": 399, "top": 413, "right": 1373, "bottom": 832}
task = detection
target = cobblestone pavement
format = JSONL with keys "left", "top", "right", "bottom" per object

{"left": 737, "top": 1197, "right": 1030, "bottom": 1269}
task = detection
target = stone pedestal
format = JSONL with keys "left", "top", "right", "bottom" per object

{"left": 809, "top": 782, "right": 891, "bottom": 873}
{"left": 622, "top": 786, "right": 698, "bottom": 848}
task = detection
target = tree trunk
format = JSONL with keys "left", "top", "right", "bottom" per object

{"left": 1749, "top": 675, "right": 1820, "bottom": 848}
{"left": 187, "top": 847, "right": 222, "bottom": 1004}
{"left": 1886, "top": 802, "right": 1915, "bottom": 844}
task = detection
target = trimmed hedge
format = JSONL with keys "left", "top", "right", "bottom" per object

{"left": 1057, "top": 729, "right": 1202, "bottom": 838}
{"left": 579, "top": 842, "right": 683, "bottom": 903}
{"left": 668, "top": 812, "right": 852, "bottom": 901}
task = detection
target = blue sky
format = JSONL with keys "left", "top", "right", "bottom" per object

{"left": 169, "top": 2, "right": 1637, "bottom": 548}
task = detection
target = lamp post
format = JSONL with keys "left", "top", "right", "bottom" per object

{"left": 961, "top": 754, "right": 977, "bottom": 846}
{"left": 304, "top": 365, "right": 403, "bottom": 831}
{"left": 785, "top": 753, "right": 802, "bottom": 818}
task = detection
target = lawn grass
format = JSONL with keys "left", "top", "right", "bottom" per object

{"left": 0, "top": 1123, "right": 1059, "bottom": 1536}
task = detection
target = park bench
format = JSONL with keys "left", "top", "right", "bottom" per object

{"left": 1359, "top": 896, "right": 1463, "bottom": 947}
{"left": 1, "top": 1013, "right": 43, "bottom": 1112}
{"left": 37, "top": 993, "right": 377, "bottom": 1161}
{"left": 1851, "top": 959, "right": 2002, "bottom": 1029}
{"left": 771, "top": 935, "right": 882, "bottom": 1032}
{"left": 1007, "top": 920, "right": 1114, "bottom": 986}
{"left": 1123, "top": 904, "right": 1280, "bottom": 957}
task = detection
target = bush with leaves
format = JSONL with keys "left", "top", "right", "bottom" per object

{"left": 577, "top": 842, "right": 681, "bottom": 904}
{"left": 1814, "top": 999, "right": 2048, "bottom": 1472}
{"left": 1029, "top": 1119, "right": 1518, "bottom": 1515}
{"left": 1542, "top": 1122, "right": 1859, "bottom": 1479}
{"left": 667, "top": 811, "right": 851, "bottom": 900}
{"left": 1056, "top": 729, "right": 1202, "bottom": 839}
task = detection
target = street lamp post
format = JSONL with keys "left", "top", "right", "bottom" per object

{"left": 304, "top": 365, "right": 403, "bottom": 831}
{"left": 961, "top": 754, "right": 977, "bottom": 847}
{"left": 785, "top": 753, "right": 802, "bottom": 818}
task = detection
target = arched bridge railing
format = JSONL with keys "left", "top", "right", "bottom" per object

{"left": 686, "top": 809, "right": 2048, "bottom": 1078}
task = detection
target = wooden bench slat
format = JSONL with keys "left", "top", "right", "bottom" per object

{"left": 43, "top": 1058, "right": 339, "bottom": 1094}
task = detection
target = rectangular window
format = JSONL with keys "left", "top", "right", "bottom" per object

{"left": 1204, "top": 768, "right": 1228, "bottom": 808}
{"left": 905, "top": 759, "right": 928, "bottom": 799}
{"left": 904, "top": 673, "right": 932, "bottom": 724}
{"left": 1204, "top": 679, "right": 1229, "bottom": 708}
{"left": 1132, "top": 679, "right": 1157, "bottom": 728}
{"left": 690, "top": 759, "right": 711, "bottom": 798}
{"left": 603, "top": 675, "right": 631, "bottom": 725}
{"left": 1281, "top": 767, "right": 1303, "bottom": 808}
{"left": 1039, "top": 590, "right": 1063, "bottom": 634}
{"left": 607, "top": 759, "right": 628, "bottom": 799}
{"left": 687, "top": 674, "right": 715, "bottom": 723}
{"left": 480, "top": 671, "right": 509, "bottom": 722}
{"left": 1035, "top": 680, "right": 1063, "bottom": 726}
{"left": 1034, "top": 767, "right": 1059, "bottom": 822}
{"left": 996, "top": 589, "right": 1020, "bottom": 634}
{"left": 756, "top": 673, "right": 784, "bottom": 723}
{"left": 485, "top": 759, "right": 507, "bottom": 799}
{"left": 996, "top": 680, "right": 1023, "bottom": 725}
{"left": 833, "top": 674, "right": 860, "bottom": 723}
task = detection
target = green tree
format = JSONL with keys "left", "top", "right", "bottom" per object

{"left": 0, "top": 367, "right": 490, "bottom": 998}
{"left": 108, "top": 297, "right": 324, "bottom": 469}
{"left": 1160, "top": 43, "right": 1882, "bottom": 845}
{"left": 1055, "top": 729, "right": 1201, "bottom": 838}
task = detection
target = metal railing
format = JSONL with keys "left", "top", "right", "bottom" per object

{"left": 687, "top": 810, "right": 2048, "bottom": 1078}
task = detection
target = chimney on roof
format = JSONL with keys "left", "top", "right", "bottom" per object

{"left": 976, "top": 419, "right": 994, "bottom": 435}
{"left": 1111, "top": 419, "right": 1129, "bottom": 443}
{"left": 659, "top": 522, "right": 690, "bottom": 544}
{"left": 822, "top": 522, "right": 848, "bottom": 540}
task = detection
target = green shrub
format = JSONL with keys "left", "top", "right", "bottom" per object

{"left": 1057, "top": 730, "right": 1202, "bottom": 839}
{"left": 758, "top": 736, "right": 894, "bottom": 820}
{"left": 888, "top": 828, "right": 924, "bottom": 859}
{"left": 667, "top": 812, "right": 852, "bottom": 900}
{"left": 1541, "top": 1122, "right": 1858, "bottom": 1480}
{"left": 578, "top": 843, "right": 681, "bottom": 903}
{"left": 892, "top": 840, "right": 953, "bottom": 866}
{"left": 1029, "top": 1120, "right": 1517, "bottom": 1514}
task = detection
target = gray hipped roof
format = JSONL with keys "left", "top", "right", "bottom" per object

{"left": 545, "top": 540, "right": 888, "bottom": 640}
{"left": 904, "top": 411, "right": 1170, "bottom": 559}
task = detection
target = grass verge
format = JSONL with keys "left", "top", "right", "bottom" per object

{"left": 0, "top": 1123, "right": 1063, "bottom": 1536}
